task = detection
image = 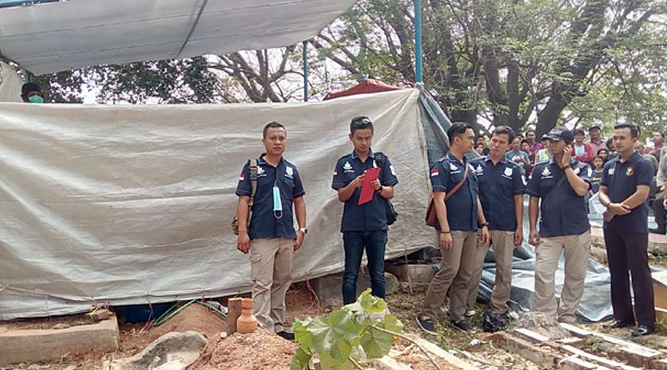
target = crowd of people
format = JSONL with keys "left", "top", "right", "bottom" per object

{"left": 475, "top": 126, "right": 667, "bottom": 234}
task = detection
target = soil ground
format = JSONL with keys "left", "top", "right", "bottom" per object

{"left": 4, "top": 253, "right": 667, "bottom": 370}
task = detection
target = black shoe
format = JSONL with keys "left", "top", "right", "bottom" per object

{"left": 416, "top": 315, "right": 438, "bottom": 335}
{"left": 450, "top": 320, "right": 471, "bottom": 333}
{"left": 603, "top": 319, "right": 634, "bottom": 329}
{"left": 277, "top": 331, "right": 295, "bottom": 341}
{"left": 649, "top": 227, "right": 666, "bottom": 235}
{"left": 631, "top": 325, "right": 654, "bottom": 337}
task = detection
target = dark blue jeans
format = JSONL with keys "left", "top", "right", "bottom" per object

{"left": 342, "top": 231, "right": 387, "bottom": 305}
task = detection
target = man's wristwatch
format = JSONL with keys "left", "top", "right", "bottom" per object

{"left": 298, "top": 227, "right": 308, "bottom": 234}
{"left": 479, "top": 222, "right": 489, "bottom": 228}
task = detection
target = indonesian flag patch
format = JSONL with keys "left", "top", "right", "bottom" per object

{"left": 239, "top": 173, "right": 245, "bottom": 181}
{"left": 430, "top": 169, "right": 439, "bottom": 177}
{"left": 333, "top": 169, "right": 338, "bottom": 176}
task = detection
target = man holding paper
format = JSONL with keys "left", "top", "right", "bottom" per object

{"left": 332, "top": 116, "right": 398, "bottom": 305}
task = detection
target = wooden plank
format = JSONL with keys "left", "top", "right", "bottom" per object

{"left": 561, "top": 345, "right": 641, "bottom": 370}
{"left": 514, "top": 328, "right": 550, "bottom": 343}
{"left": 227, "top": 297, "right": 243, "bottom": 335}
{"left": 413, "top": 338, "right": 481, "bottom": 370}
{"left": 560, "top": 322, "right": 593, "bottom": 338}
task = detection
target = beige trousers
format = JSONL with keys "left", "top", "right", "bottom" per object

{"left": 534, "top": 230, "right": 591, "bottom": 323}
{"left": 249, "top": 237, "right": 293, "bottom": 332}
{"left": 421, "top": 230, "right": 477, "bottom": 321}
{"left": 467, "top": 230, "right": 515, "bottom": 314}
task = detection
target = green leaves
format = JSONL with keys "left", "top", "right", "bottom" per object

{"left": 291, "top": 289, "right": 403, "bottom": 370}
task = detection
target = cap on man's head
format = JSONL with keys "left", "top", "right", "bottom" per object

{"left": 588, "top": 125, "right": 601, "bottom": 131}
{"left": 545, "top": 126, "right": 574, "bottom": 143}
{"left": 573, "top": 128, "right": 585, "bottom": 136}
{"left": 21, "top": 82, "right": 42, "bottom": 97}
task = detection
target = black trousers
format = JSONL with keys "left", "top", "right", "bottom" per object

{"left": 603, "top": 229, "right": 655, "bottom": 328}
{"left": 654, "top": 191, "right": 666, "bottom": 230}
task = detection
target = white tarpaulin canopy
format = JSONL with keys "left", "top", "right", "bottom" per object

{"left": 0, "top": 89, "right": 436, "bottom": 320}
{"left": 0, "top": 0, "right": 358, "bottom": 75}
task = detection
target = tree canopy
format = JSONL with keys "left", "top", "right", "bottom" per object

{"left": 26, "top": 0, "right": 667, "bottom": 137}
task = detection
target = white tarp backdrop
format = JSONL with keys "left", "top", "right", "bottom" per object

{"left": 0, "top": 89, "right": 436, "bottom": 320}
{"left": 0, "top": 61, "right": 23, "bottom": 103}
{"left": 0, "top": 0, "right": 358, "bottom": 75}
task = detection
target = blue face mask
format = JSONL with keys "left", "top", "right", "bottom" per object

{"left": 28, "top": 95, "right": 44, "bottom": 104}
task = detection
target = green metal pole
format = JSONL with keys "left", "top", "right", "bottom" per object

{"left": 414, "top": 0, "right": 423, "bottom": 86}
{"left": 303, "top": 41, "right": 309, "bottom": 102}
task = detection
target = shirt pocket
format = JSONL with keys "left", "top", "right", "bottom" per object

{"left": 540, "top": 177, "right": 556, "bottom": 196}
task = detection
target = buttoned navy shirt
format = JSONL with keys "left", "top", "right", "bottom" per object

{"left": 331, "top": 150, "right": 399, "bottom": 233}
{"left": 471, "top": 156, "right": 525, "bottom": 231}
{"left": 430, "top": 152, "right": 479, "bottom": 232}
{"left": 600, "top": 152, "right": 653, "bottom": 233}
{"left": 236, "top": 154, "right": 305, "bottom": 240}
{"left": 526, "top": 158, "right": 591, "bottom": 237}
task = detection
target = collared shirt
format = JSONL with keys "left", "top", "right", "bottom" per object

{"left": 332, "top": 149, "right": 399, "bottom": 232}
{"left": 600, "top": 152, "right": 653, "bottom": 233}
{"left": 588, "top": 139, "right": 607, "bottom": 156}
{"left": 526, "top": 158, "right": 592, "bottom": 237}
{"left": 236, "top": 154, "right": 305, "bottom": 240}
{"left": 471, "top": 156, "right": 525, "bottom": 231}
{"left": 430, "top": 152, "right": 479, "bottom": 231}
{"left": 529, "top": 142, "right": 543, "bottom": 156}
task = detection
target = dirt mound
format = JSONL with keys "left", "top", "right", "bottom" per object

{"left": 120, "top": 303, "right": 227, "bottom": 353}
{"left": 190, "top": 329, "right": 298, "bottom": 370}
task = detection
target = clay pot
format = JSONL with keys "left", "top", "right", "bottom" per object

{"left": 237, "top": 298, "right": 258, "bottom": 333}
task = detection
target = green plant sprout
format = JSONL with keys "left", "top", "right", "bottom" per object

{"left": 290, "top": 289, "right": 444, "bottom": 370}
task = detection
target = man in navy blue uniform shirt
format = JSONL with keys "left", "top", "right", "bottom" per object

{"left": 467, "top": 126, "right": 524, "bottom": 326}
{"left": 236, "top": 121, "right": 307, "bottom": 340}
{"left": 527, "top": 126, "right": 592, "bottom": 323}
{"left": 599, "top": 124, "right": 655, "bottom": 336}
{"left": 332, "top": 116, "right": 398, "bottom": 305}
{"left": 417, "top": 122, "right": 490, "bottom": 334}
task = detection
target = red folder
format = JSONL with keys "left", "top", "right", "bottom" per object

{"left": 358, "top": 167, "right": 381, "bottom": 205}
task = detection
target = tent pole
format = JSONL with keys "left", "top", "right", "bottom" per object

{"left": 414, "top": 0, "right": 423, "bottom": 87}
{"left": 303, "top": 41, "right": 309, "bottom": 102}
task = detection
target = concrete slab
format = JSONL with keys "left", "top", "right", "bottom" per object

{"left": 374, "top": 356, "right": 413, "bottom": 370}
{"left": 0, "top": 315, "right": 119, "bottom": 366}
{"left": 560, "top": 357, "right": 611, "bottom": 370}
{"left": 490, "top": 332, "right": 560, "bottom": 368}
{"left": 652, "top": 358, "right": 667, "bottom": 370}
{"left": 311, "top": 271, "right": 400, "bottom": 306}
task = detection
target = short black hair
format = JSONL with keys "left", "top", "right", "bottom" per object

{"left": 21, "top": 82, "right": 42, "bottom": 98}
{"left": 573, "top": 128, "right": 585, "bottom": 136}
{"left": 614, "top": 124, "right": 639, "bottom": 139}
{"left": 597, "top": 148, "right": 608, "bottom": 155}
{"left": 263, "top": 121, "right": 286, "bottom": 138}
{"left": 521, "top": 139, "right": 529, "bottom": 145}
{"left": 654, "top": 132, "right": 665, "bottom": 139}
{"left": 447, "top": 122, "right": 473, "bottom": 145}
{"left": 525, "top": 129, "right": 535, "bottom": 135}
{"left": 350, "top": 116, "right": 374, "bottom": 135}
{"left": 593, "top": 155, "right": 604, "bottom": 162}
{"left": 493, "top": 126, "right": 516, "bottom": 143}
{"left": 475, "top": 143, "right": 485, "bottom": 148}
{"left": 606, "top": 138, "right": 614, "bottom": 147}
